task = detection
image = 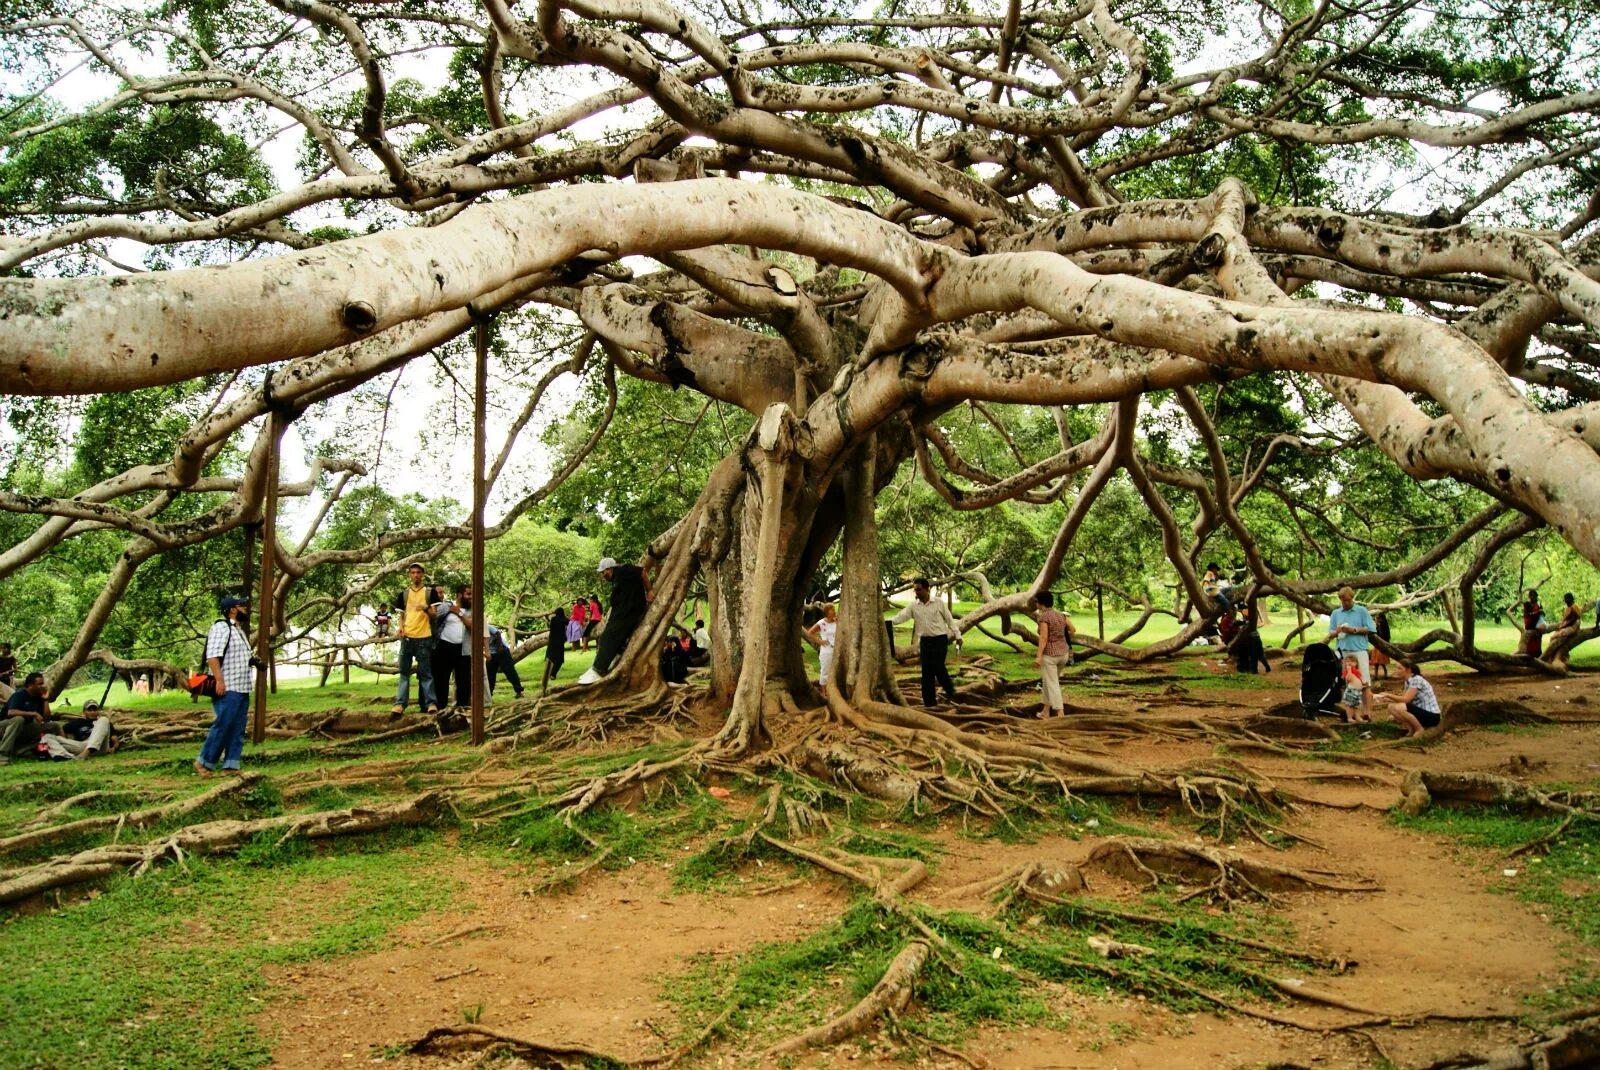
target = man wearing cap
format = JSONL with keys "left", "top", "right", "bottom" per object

{"left": 195, "top": 596, "right": 254, "bottom": 777}
{"left": 577, "top": 556, "right": 654, "bottom": 683}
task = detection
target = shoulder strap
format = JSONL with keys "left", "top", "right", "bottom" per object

{"left": 211, "top": 618, "right": 233, "bottom": 662}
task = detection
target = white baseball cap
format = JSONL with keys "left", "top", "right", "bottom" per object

{"left": 596, "top": 557, "right": 619, "bottom": 572}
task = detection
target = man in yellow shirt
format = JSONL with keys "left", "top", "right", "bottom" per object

{"left": 390, "top": 563, "right": 439, "bottom": 714}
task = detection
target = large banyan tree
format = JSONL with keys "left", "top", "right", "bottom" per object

{"left": 3, "top": 0, "right": 1599, "bottom": 753}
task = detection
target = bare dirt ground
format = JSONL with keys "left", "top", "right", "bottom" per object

{"left": 255, "top": 662, "right": 1600, "bottom": 1069}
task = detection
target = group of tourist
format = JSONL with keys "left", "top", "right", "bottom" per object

{"left": 804, "top": 579, "right": 968, "bottom": 707}
{"left": 2, "top": 669, "right": 119, "bottom": 765}
{"left": 1512, "top": 588, "right": 1592, "bottom": 661}
{"left": 23, "top": 546, "right": 1592, "bottom": 779}
{"left": 385, "top": 564, "right": 520, "bottom": 716}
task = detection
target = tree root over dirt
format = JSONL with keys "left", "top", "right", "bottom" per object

{"left": 766, "top": 940, "right": 930, "bottom": 1055}
{"left": 0, "top": 790, "right": 445, "bottom": 904}
{"left": 0, "top": 771, "right": 264, "bottom": 857}
{"left": 999, "top": 868, "right": 1352, "bottom": 970}
{"left": 407, "top": 996, "right": 740, "bottom": 1068}
{"left": 1085, "top": 836, "right": 1379, "bottom": 904}
{"left": 1399, "top": 770, "right": 1600, "bottom": 817}
{"left": 1419, "top": 1013, "right": 1600, "bottom": 1070}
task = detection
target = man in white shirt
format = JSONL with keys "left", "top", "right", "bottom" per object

{"left": 892, "top": 578, "right": 960, "bottom": 706}
{"left": 690, "top": 618, "right": 711, "bottom": 666}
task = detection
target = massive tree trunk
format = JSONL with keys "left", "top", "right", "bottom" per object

{"left": 834, "top": 436, "right": 902, "bottom": 705}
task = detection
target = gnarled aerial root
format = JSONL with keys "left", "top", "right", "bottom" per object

{"left": 407, "top": 995, "right": 740, "bottom": 1069}
{"left": 765, "top": 940, "right": 930, "bottom": 1055}
{"left": 977, "top": 861, "right": 1350, "bottom": 970}
{"left": 1399, "top": 770, "right": 1600, "bottom": 817}
{"left": 1085, "top": 836, "right": 1379, "bottom": 905}
{"left": 1416, "top": 1013, "right": 1600, "bottom": 1070}
{"left": 0, "top": 790, "right": 446, "bottom": 905}
{"left": 0, "top": 771, "right": 265, "bottom": 857}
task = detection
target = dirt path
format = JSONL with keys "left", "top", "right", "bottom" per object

{"left": 256, "top": 665, "right": 1599, "bottom": 1068}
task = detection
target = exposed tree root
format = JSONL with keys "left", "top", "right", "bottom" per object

{"left": 1418, "top": 1014, "right": 1600, "bottom": 1070}
{"left": 551, "top": 743, "right": 707, "bottom": 817}
{"left": 407, "top": 1024, "right": 637, "bottom": 1068}
{"left": 0, "top": 790, "right": 444, "bottom": 905}
{"left": 0, "top": 772, "right": 264, "bottom": 857}
{"left": 22, "top": 789, "right": 155, "bottom": 828}
{"left": 408, "top": 990, "right": 740, "bottom": 1068}
{"left": 1399, "top": 771, "right": 1600, "bottom": 817}
{"left": 766, "top": 940, "right": 930, "bottom": 1055}
{"left": 757, "top": 832, "right": 928, "bottom": 899}
{"left": 1085, "top": 836, "right": 1378, "bottom": 903}
{"left": 1509, "top": 814, "right": 1577, "bottom": 857}
{"left": 942, "top": 859, "right": 1088, "bottom": 915}
{"left": 1435, "top": 699, "right": 1553, "bottom": 732}
{"left": 1010, "top": 876, "right": 1351, "bottom": 970}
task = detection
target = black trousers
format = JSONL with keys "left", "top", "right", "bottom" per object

{"left": 433, "top": 647, "right": 471, "bottom": 707}
{"left": 488, "top": 649, "right": 524, "bottom": 695}
{"left": 592, "top": 609, "right": 645, "bottom": 675}
{"left": 919, "top": 635, "right": 955, "bottom": 705}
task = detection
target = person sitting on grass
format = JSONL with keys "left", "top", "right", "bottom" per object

{"left": 39, "top": 702, "right": 119, "bottom": 760}
{"left": 1373, "top": 656, "right": 1442, "bottom": 737}
{"left": 1337, "top": 653, "right": 1370, "bottom": 724}
{"left": 1, "top": 671, "right": 56, "bottom": 761}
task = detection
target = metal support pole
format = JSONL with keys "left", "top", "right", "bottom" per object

{"left": 252, "top": 412, "right": 282, "bottom": 745}
{"left": 470, "top": 318, "right": 489, "bottom": 746}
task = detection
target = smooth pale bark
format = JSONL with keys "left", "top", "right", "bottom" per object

{"left": 1, "top": 181, "right": 945, "bottom": 394}
{"left": 833, "top": 438, "right": 900, "bottom": 704}
{"left": 892, "top": 251, "right": 1600, "bottom": 563}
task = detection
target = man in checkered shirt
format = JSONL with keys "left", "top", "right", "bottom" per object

{"left": 195, "top": 596, "right": 255, "bottom": 777}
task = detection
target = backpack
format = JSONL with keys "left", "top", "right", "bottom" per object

{"left": 187, "top": 620, "right": 233, "bottom": 699}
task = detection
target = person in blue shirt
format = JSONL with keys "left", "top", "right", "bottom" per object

{"left": 1, "top": 672, "right": 54, "bottom": 760}
{"left": 1326, "top": 586, "right": 1375, "bottom": 723}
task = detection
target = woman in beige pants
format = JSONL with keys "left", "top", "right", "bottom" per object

{"left": 1032, "top": 591, "right": 1076, "bottom": 718}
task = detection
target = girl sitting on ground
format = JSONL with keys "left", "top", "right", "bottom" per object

{"left": 1373, "top": 656, "right": 1442, "bottom": 737}
{"left": 1338, "top": 653, "right": 1370, "bottom": 723}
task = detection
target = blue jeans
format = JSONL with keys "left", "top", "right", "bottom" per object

{"left": 395, "top": 636, "right": 437, "bottom": 710}
{"left": 197, "top": 690, "right": 250, "bottom": 770}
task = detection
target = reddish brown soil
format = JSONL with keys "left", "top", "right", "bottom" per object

{"left": 255, "top": 664, "right": 1600, "bottom": 1069}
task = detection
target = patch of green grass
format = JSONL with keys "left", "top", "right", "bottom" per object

{"left": 0, "top": 840, "right": 459, "bottom": 1070}
{"left": 1484, "top": 723, "right": 1557, "bottom": 737}
{"left": 478, "top": 805, "right": 659, "bottom": 868}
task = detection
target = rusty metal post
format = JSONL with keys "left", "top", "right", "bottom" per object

{"left": 252, "top": 412, "right": 283, "bottom": 745}
{"left": 470, "top": 318, "right": 489, "bottom": 746}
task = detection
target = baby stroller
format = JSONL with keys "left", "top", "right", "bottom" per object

{"left": 1299, "top": 643, "right": 1343, "bottom": 720}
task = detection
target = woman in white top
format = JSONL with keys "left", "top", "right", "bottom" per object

{"left": 805, "top": 604, "right": 838, "bottom": 693}
{"left": 1373, "top": 655, "right": 1442, "bottom": 737}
